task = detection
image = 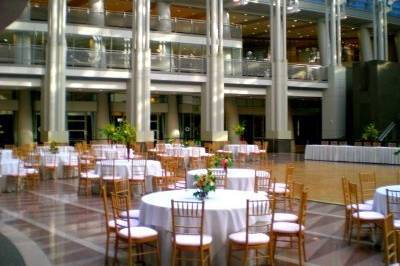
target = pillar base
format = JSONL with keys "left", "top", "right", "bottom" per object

{"left": 18, "top": 130, "right": 34, "bottom": 146}
{"left": 136, "top": 131, "right": 154, "bottom": 143}
{"left": 266, "top": 139, "right": 294, "bottom": 153}
{"left": 201, "top": 131, "right": 228, "bottom": 142}
{"left": 42, "top": 131, "right": 69, "bottom": 144}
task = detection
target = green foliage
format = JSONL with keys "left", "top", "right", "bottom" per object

{"left": 361, "top": 123, "right": 380, "bottom": 141}
{"left": 49, "top": 141, "right": 59, "bottom": 154}
{"left": 212, "top": 154, "right": 233, "bottom": 168}
{"left": 234, "top": 123, "right": 245, "bottom": 137}
{"left": 193, "top": 170, "right": 216, "bottom": 200}
{"left": 100, "top": 124, "right": 117, "bottom": 141}
{"left": 100, "top": 121, "right": 136, "bottom": 145}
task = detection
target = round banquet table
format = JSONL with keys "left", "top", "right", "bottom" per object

{"left": 372, "top": 185, "right": 400, "bottom": 214}
{"left": 40, "top": 152, "right": 79, "bottom": 179}
{"left": 139, "top": 189, "right": 266, "bottom": 265}
{"left": 0, "top": 149, "right": 13, "bottom": 161}
{"left": 95, "top": 159, "right": 163, "bottom": 192}
{"left": 187, "top": 168, "right": 266, "bottom": 191}
{"left": 0, "top": 159, "right": 20, "bottom": 176}
{"left": 224, "top": 144, "right": 259, "bottom": 158}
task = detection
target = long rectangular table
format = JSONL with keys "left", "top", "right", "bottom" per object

{"left": 305, "top": 145, "right": 400, "bottom": 165}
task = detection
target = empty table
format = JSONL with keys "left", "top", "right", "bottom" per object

{"left": 373, "top": 185, "right": 400, "bottom": 214}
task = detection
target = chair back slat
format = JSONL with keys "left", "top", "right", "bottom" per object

{"left": 246, "top": 199, "right": 273, "bottom": 241}
{"left": 211, "top": 169, "right": 227, "bottom": 189}
{"left": 386, "top": 189, "right": 400, "bottom": 219}
{"left": 359, "top": 172, "right": 376, "bottom": 203}
{"left": 383, "top": 213, "right": 398, "bottom": 264}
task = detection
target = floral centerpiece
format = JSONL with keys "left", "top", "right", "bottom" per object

{"left": 212, "top": 154, "right": 233, "bottom": 172}
{"left": 49, "top": 141, "right": 59, "bottom": 154}
{"left": 193, "top": 170, "right": 216, "bottom": 200}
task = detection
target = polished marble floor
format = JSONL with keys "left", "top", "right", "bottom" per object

{"left": 0, "top": 153, "right": 397, "bottom": 265}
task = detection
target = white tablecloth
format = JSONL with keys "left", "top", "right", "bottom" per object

{"left": 224, "top": 144, "right": 259, "bottom": 157}
{"left": 0, "top": 159, "right": 20, "bottom": 176}
{"left": 187, "top": 168, "right": 261, "bottom": 191}
{"left": 95, "top": 159, "right": 163, "bottom": 192}
{"left": 305, "top": 145, "right": 400, "bottom": 165}
{"left": 373, "top": 185, "right": 400, "bottom": 214}
{"left": 40, "top": 152, "right": 79, "bottom": 179}
{"left": 0, "top": 150, "right": 13, "bottom": 161}
{"left": 139, "top": 189, "right": 266, "bottom": 265}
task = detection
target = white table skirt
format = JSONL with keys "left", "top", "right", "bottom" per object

{"left": 0, "top": 159, "right": 21, "bottom": 176}
{"left": 224, "top": 144, "right": 259, "bottom": 156}
{"left": 95, "top": 159, "right": 163, "bottom": 192}
{"left": 373, "top": 185, "right": 400, "bottom": 214}
{"left": 0, "top": 150, "right": 13, "bottom": 161}
{"left": 139, "top": 189, "right": 266, "bottom": 266}
{"left": 305, "top": 145, "right": 400, "bottom": 165}
{"left": 187, "top": 168, "right": 261, "bottom": 191}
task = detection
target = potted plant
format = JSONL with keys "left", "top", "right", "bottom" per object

{"left": 361, "top": 123, "right": 380, "bottom": 142}
{"left": 212, "top": 154, "right": 233, "bottom": 172}
{"left": 49, "top": 141, "right": 59, "bottom": 154}
{"left": 234, "top": 123, "right": 246, "bottom": 141}
{"left": 193, "top": 170, "right": 216, "bottom": 200}
{"left": 113, "top": 121, "right": 136, "bottom": 159}
{"left": 100, "top": 123, "right": 117, "bottom": 144}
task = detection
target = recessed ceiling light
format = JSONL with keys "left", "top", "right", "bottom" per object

{"left": 244, "top": 19, "right": 248, "bottom": 22}
{"left": 254, "top": 27, "right": 257, "bottom": 30}
{"left": 294, "top": 19, "right": 297, "bottom": 22}
{"left": 309, "top": 21, "right": 313, "bottom": 24}
{"left": 292, "top": 25, "right": 295, "bottom": 27}
{"left": 244, "top": 13, "right": 248, "bottom": 16}
{"left": 261, "top": 15, "right": 265, "bottom": 18}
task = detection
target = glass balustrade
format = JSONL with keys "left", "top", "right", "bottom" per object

{"left": 27, "top": 4, "right": 242, "bottom": 39}
{"left": 0, "top": 44, "right": 324, "bottom": 81}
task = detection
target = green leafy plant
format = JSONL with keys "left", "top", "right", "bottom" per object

{"left": 234, "top": 123, "right": 246, "bottom": 137}
{"left": 100, "top": 123, "right": 117, "bottom": 143}
{"left": 193, "top": 170, "right": 216, "bottom": 200}
{"left": 212, "top": 154, "right": 233, "bottom": 169}
{"left": 361, "top": 123, "right": 380, "bottom": 141}
{"left": 49, "top": 141, "right": 59, "bottom": 154}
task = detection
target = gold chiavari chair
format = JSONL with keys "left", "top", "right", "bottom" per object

{"left": 100, "top": 159, "right": 122, "bottom": 195}
{"left": 271, "top": 191, "right": 308, "bottom": 266}
{"left": 272, "top": 182, "right": 304, "bottom": 225}
{"left": 24, "top": 152, "right": 41, "bottom": 190}
{"left": 77, "top": 156, "right": 100, "bottom": 196}
{"left": 171, "top": 200, "right": 212, "bottom": 266}
{"left": 348, "top": 182, "right": 384, "bottom": 244}
{"left": 63, "top": 151, "right": 79, "bottom": 178}
{"left": 43, "top": 152, "right": 58, "bottom": 179}
{"left": 386, "top": 189, "right": 400, "bottom": 230}
{"left": 113, "top": 178, "right": 141, "bottom": 220}
{"left": 254, "top": 168, "right": 274, "bottom": 194}
{"left": 228, "top": 198, "right": 275, "bottom": 265}
{"left": 8, "top": 160, "right": 27, "bottom": 192}
{"left": 359, "top": 172, "right": 376, "bottom": 205}
{"left": 211, "top": 169, "right": 227, "bottom": 189}
{"left": 383, "top": 213, "right": 398, "bottom": 265}
{"left": 128, "top": 159, "right": 147, "bottom": 196}
{"left": 111, "top": 192, "right": 160, "bottom": 266}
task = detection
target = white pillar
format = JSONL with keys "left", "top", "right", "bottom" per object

{"left": 128, "top": 0, "right": 153, "bottom": 143}
{"left": 96, "top": 92, "right": 110, "bottom": 139}
{"left": 358, "top": 26, "right": 373, "bottom": 62}
{"left": 373, "top": 0, "right": 389, "bottom": 60}
{"left": 266, "top": 0, "right": 291, "bottom": 147}
{"left": 41, "top": 0, "right": 68, "bottom": 143}
{"left": 157, "top": 1, "right": 171, "bottom": 32}
{"left": 14, "top": 2, "right": 31, "bottom": 65}
{"left": 166, "top": 95, "right": 179, "bottom": 138}
{"left": 395, "top": 31, "right": 400, "bottom": 62}
{"left": 223, "top": 9, "right": 231, "bottom": 38}
{"left": 322, "top": 0, "right": 346, "bottom": 139}
{"left": 225, "top": 97, "right": 239, "bottom": 143}
{"left": 201, "top": 0, "right": 227, "bottom": 142}
{"left": 317, "top": 18, "right": 330, "bottom": 66}
{"left": 18, "top": 90, "right": 33, "bottom": 145}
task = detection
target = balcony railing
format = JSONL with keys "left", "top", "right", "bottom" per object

{"left": 28, "top": 4, "right": 242, "bottom": 39}
{"left": 0, "top": 44, "right": 325, "bottom": 81}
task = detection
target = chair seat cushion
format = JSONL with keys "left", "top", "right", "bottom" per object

{"left": 259, "top": 150, "right": 266, "bottom": 153}
{"left": 394, "top": 219, "right": 400, "bottom": 229}
{"left": 352, "top": 211, "right": 384, "bottom": 220}
{"left": 120, "top": 209, "right": 140, "bottom": 219}
{"left": 271, "top": 186, "right": 289, "bottom": 194}
{"left": 274, "top": 213, "right": 298, "bottom": 222}
{"left": 129, "top": 175, "right": 145, "bottom": 181}
{"left": 118, "top": 226, "right": 158, "bottom": 239}
{"left": 174, "top": 234, "right": 212, "bottom": 246}
{"left": 26, "top": 168, "right": 39, "bottom": 175}
{"left": 80, "top": 171, "right": 100, "bottom": 179}
{"left": 64, "top": 163, "right": 78, "bottom": 167}
{"left": 229, "top": 232, "right": 269, "bottom": 245}
{"left": 108, "top": 218, "right": 139, "bottom": 229}
{"left": 272, "top": 222, "right": 304, "bottom": 233}
{"left": 274, "top": 182, "right": 286, "bottom": 188}
{"left": 346, "top": 203, "right": 372, "bottom": 211}
{"left": 102, "top": 175, "right": 122, "bottom": 181}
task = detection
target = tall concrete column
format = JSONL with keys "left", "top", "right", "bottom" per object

{"left": 266, "top": 0, "right": 291, "bottom": 151}
{"left": 166, "top": 95, "right": 179, "bottom": 138}
{"left": 225, "top": 97, "right": 239, "bottom": 144}
{"left": 157, "top": 1, "right": 171, "bottom": 32}
{"left": 18, "top": 90, "right": 33, "bottom": 145}
{"left": 41, "top": 0, "right": 68, "bottom": 143}
{"left": 372, "top": 0, "right": 389, "bottom": 60}
{"left": 127, "top": 0, "right": 153, "bottom": 143}
{"left": 395, "top": 32, "right": 400, "bottom": 62}
{"left": 14, "top": 2, "right": 31, "bottom": 65}
{"left": 358, "top": 26, "right": 373, "bottom": 62}
{"left": 317, "top": 18, "right": 330, "bottom": 66}
{"left": 96, "top": 92, "right": 110, "bottom": 139}
{"left": 88, "top": 0, "right": 105, "bottom": 26}
{"left": 201, "top": 0, "right": 227, "bottom": 142}
{"left": 223, "top": 9, "right": 232, "bottom": 75}
{"left": 223, "top": 9, "right": 231, "bottom": 38}
{"left": 322, "top": 0, "right": 346, "bottom": 140}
